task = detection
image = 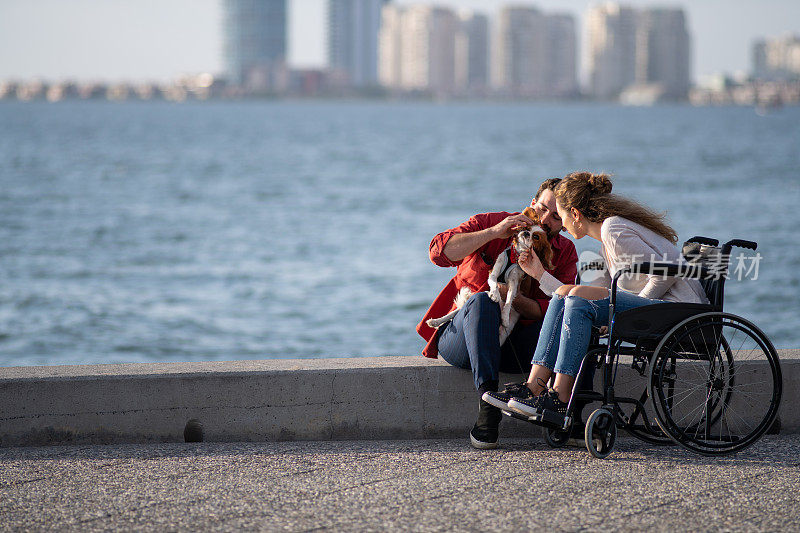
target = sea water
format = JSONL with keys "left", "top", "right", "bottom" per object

{"left": 1, "top": 101, "right": 798, "bottom": 366}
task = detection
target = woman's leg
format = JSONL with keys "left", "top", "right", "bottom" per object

{"left": 525, "top": 285, "right": 574, "bottom": 395}
{"left": 550, "top": 286, "right": 612, "bottom": 402}
{"left": 550, "top": 287, "right": 668, "bottom": 402}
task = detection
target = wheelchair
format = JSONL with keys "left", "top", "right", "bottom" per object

{"left": 502, "top": 237, "right": 783, "bottom": 459}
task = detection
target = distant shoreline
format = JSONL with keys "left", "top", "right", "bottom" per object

{"left": 1, "top": 98, "right": 796, "bottom": 108}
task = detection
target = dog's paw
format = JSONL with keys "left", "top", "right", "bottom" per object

{"left": 488, "top": 289, "right": 502, "bottom": 304}
{"left": 498, "top": 325, "right": 509, "bottom": 343}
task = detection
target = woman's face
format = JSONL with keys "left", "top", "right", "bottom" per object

{"left": 556, "top": 200, "right": 586, "bottom": 239}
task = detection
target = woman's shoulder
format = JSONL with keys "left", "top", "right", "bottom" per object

{"left": 601, "top": 216, "right": 634, "bottom": 239}
{"left": 601, "top": 215, "right": 679, "bottom": 257}
{"left": 601, "top": 216, "right": 659, "bottom": 237}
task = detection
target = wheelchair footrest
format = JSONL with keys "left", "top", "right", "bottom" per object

{"left": 501, "top": 409, "right": 536, "bottom": 423}
{"left": 501, "top": 408, "right": 566, "bottom": 429}
{"left": 532, "top": 408, "right": 568, "bottom": 428}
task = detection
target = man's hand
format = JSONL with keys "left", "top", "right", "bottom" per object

{"left": 518, "top": 249, "right": 545, "bottom": 280}
{"left": 491, "top": 213, "right": 535, "bottom": 239}
{"left": 442, "top": 212, "right": 534, "bottom": 264}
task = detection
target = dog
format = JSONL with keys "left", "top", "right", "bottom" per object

{"left": 426, "top": 206, "right": 554, "bottom": 346}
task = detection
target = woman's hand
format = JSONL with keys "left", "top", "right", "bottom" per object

{"left": 518, "top": 249, "right": 545, "bottom": 280}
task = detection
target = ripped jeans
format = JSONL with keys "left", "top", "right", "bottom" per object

{"left": 531, "top": 290, "right": 668, "bottom": 377}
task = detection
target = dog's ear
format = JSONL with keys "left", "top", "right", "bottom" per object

{"left": 522, "top": 206, "right": 540, "bottom": 225}
{"left": 540, "top": 239, "right": 554, "bottom": 270}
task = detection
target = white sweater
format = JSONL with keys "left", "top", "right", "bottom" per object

{"left": 599, "top": 216, "right": 708, "bottom": 303}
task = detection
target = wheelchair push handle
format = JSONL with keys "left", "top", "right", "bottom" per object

{"left": 686, "top": 236, "right": 719, "bottom": 247}
{"left": 723, "top": 239, "right": 757, "bottom": 251}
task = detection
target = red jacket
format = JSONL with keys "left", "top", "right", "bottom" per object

{"left": 416, "top": 211, "right": 578, "bottom": 358}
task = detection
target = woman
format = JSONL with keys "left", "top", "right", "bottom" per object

{"left": 483, "top": 171, "right": 707, "bottom": 418}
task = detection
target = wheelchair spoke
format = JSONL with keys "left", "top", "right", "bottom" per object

{"left": 672, "top": 396, "right": 712, "bottom": 428}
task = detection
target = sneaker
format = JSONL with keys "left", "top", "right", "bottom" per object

{"left": 508, "top": 389, "right": 567, "bottom": 417}
{"left": 482, "top": 382, "right": 533, "bottom": 410}
{"left": 469, "top": 398, "right": 502, "bottom": 450}
{"left": 538, "top": 391, "right": 569, "bottom": 415}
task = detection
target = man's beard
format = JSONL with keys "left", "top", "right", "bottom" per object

{"left": 541, "top": 224, "right": 559, "bottom": 239}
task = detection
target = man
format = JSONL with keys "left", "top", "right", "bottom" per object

{"left": 416, "top": 178, "right": 578, "bottom": 449}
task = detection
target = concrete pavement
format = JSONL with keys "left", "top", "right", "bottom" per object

{"left": 2, "top": 435, "right": 800, "bottom": 532}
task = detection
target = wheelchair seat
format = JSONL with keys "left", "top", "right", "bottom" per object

{"left": 612, "top": 302, "right": 717, "bottom": 342}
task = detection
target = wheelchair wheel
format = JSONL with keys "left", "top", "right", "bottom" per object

{"left": 585, "top": 408, "right": 617, "bottom": 459}
{"left": 613, "top": 363, "right": 673, "bottom": 446}
{"left": 544, "top": 427, "right": 570, "bottom": 448}
{"left": 649, "top": 312, "right": 782, "bottom": 455}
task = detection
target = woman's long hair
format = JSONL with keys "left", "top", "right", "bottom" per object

{"left": 555, "top": 172, "right": 678, "bottom": 244}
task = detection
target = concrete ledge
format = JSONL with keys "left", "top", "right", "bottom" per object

{"left": 1, "top": 351, "right": 798, "bottom": 447}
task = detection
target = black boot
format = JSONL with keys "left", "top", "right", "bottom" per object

{"left": 469, "top": 397, "right": 502, "bottom": 449}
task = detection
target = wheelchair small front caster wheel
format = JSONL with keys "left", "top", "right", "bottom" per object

{"left": 585, "top": 408, "right": 617, "bottom": 459}
{"left": 544, "top": 427, "right": 570, "bottom": 448}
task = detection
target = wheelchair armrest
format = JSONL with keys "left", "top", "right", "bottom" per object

{"left": 608, "top": 262, "right": 722, "bottom": 328}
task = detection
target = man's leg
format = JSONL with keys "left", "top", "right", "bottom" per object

{"left": 438, "top": 292, "right": 505, "bottom": 392}
{"left": 499, "top": 320, "right": 542, "bottom": 375}
{"left": 460, "top": 292, "right": 505, "bottom": 394}
{"left": 437, "top": 292, "right": 504, "bottom": 449}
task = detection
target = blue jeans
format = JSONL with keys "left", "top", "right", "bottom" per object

{"left": 437, "top": 292, "right": 542, "bottom": 391}
{"left": 532, "top": 290, "right": 668, "bottom": 377}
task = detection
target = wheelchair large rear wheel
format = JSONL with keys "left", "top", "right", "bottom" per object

{"left": 648, "top": 312, "right": 782, "bottom": 455}
{"left": 612, "top": 357, "right": 673, "bottom": 446}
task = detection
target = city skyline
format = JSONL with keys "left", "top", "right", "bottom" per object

{"left": 1, "top": 0, "right": 799, "bottom": 83}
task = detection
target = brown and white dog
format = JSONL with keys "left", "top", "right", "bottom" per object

{"left": 426, "top": 207, "right": 554, "bottom": 345}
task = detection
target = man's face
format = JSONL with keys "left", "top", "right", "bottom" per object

{"left": 531, "top": 189, "right": 563, "bottom": 238}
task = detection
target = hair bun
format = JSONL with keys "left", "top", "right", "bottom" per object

{"left": 588, "top": 174, "right": 612, "bottom": 195}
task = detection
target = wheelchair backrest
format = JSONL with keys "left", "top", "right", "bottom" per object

{"left": 682, "top": 238, "right": 728, "bottom": 308}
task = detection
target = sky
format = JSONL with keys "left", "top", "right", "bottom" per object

{"left": 1, "top": 0, "right": 799, "bottom": 83}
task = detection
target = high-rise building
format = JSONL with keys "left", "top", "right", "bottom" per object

{"left": 223, "top": 0, "right": 287, "bottom": 89}
{"left": 328, "top": 0, "right": 389, "bottom": 87}
{"left": 587, "top": 3, "right": 691, "bottom": 101}
{"left": 378, "top": 4, "right": 404, "bottom": 88}
{"left": 493, "top": 7, "right": 577, "bottom": 98}
{"left": 379, "top": 5, "right": 457, "bottom": 95}
{"left": 636, "top": 8, "right": 691, "bottom": 100}
{"left": 454, "top": 11, "right": 489, "bottom": 95}
{"left": 493, "top": 7, "right": 546, "bottom": 96}
{"left": 753, "top": 40, "right": 769, "bottom": 79}
{"left": 586, "top": 3, "right": 638, "bottom": 99}
{"left": 545, "top": 13, "right": 578, "bottom": 97}
{"left": 752, "top": 34, "right": 800, "bottom": 80}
